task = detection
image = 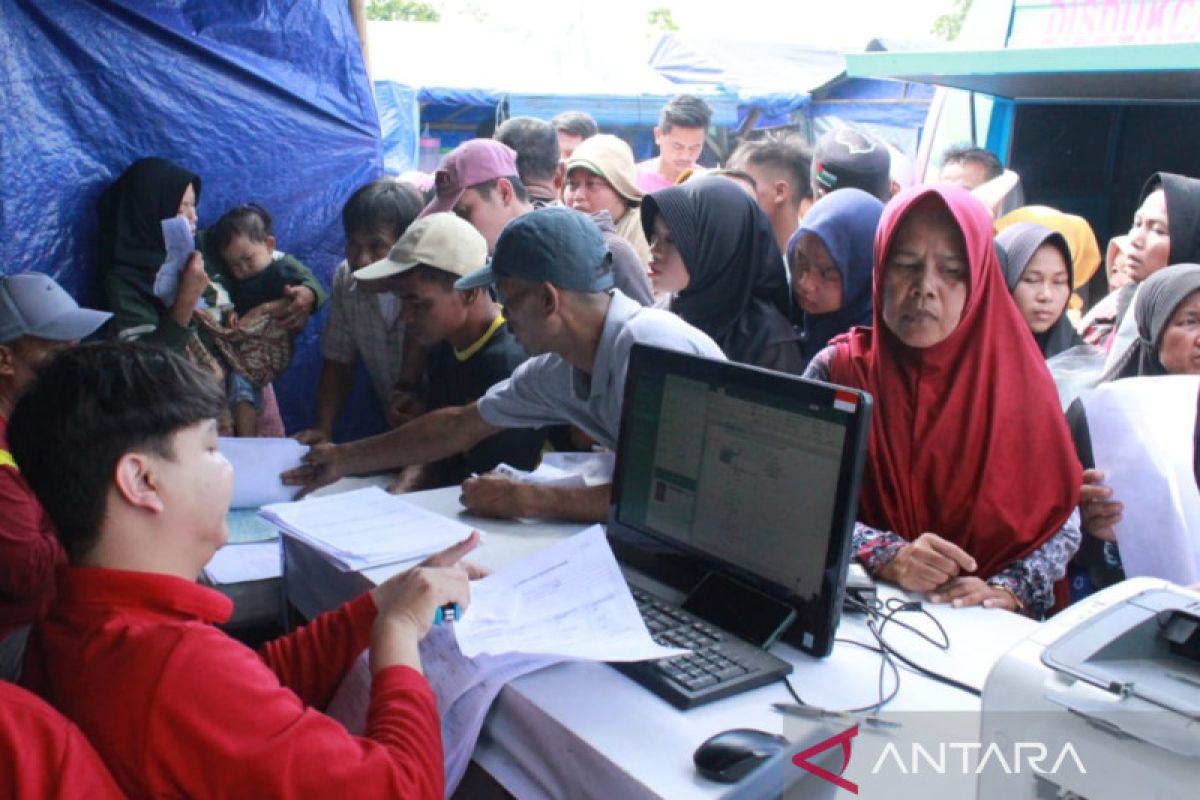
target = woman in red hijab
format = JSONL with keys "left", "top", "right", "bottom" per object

{"left": 803, "top": 185, "right": 1081, "bottom": 616}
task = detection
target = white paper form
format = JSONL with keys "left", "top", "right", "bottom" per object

{"left": 202, "top": 541, "right": 281, "bottom": 584}
{"left": 1084, "top": 375, "right": 1200, "bottom": 585}
{"left": 259, "top": 486, "right": 477, "bottom": 571}
{"left": 453, "top": 525, "right": 688, "bottom": 661}
{"left": 325, "top": 629, "right": 560, "bottom": 798}
{"left": 490, "top": 451, "right": 615, "bottom": 489}
{"left": 219, "top": 437, "right": 307, "bottom": 508}
{"left": 152, "top": 216, "right": 197, "bottom": 305}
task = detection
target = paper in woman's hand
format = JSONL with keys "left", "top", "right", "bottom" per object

{"left": 153, "top": 215, "right": 197, "bottom": 304}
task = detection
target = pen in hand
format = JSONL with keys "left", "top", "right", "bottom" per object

{"left": 434, "top": 602, "right": 462, "bottom": 625}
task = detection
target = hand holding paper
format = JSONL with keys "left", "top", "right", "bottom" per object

{"left": 153, "top": 216, "right": 200, "bottom": 305}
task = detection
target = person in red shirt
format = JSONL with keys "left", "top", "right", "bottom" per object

{"left": 0, "top": 274, "right": 111, "bottom": 681}
{"left": 13, "top": 341, "right": 477, "bottom": 799}
{"left": 0, "top": 680, "right": 124, "bottom": 798}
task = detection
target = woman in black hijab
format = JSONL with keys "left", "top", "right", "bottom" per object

{"left": 996, "top": 222, "right": 1083, "bottom": 358}
{"left": 96, "top": 157, "right": 322, "bottom": 349}
{"left": 96, "top": 158, "right": 211, "bottom": 347}
{"left": 640, "top": 176, "right": 803, "bottom": 372}
{"left": 1108, "top": 172, "right": 1200, "bottom": 353}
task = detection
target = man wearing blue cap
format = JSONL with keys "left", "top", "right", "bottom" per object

{"left": 0, "top": 273, "right": 111, "bottom": 680}
{"left": 285, "top": 206, "right": 723, "bottom": 522}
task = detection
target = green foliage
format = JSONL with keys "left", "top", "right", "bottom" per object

{"left": 367, "top": 0, "right": 441, "bottom": 22}
{"left": 932, "top": 0, "right": 973, "bottom": 41}
{"left": 648, "top": 6, "right": 678, "bottom": 33}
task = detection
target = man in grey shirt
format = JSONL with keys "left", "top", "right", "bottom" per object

{"left": 285, "top": 206, "right": 723, "bottom": 522}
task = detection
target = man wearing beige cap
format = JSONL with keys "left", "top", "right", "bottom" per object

{"left": 352, "top": 213, "right": 545, "bottom": 491}
{"left": 0, "top": 273, "right": 110, "bottom": 680}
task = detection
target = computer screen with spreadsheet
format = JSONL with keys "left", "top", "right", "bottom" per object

{"left": 608, "top": 344, "right": 872, "bottom": 657}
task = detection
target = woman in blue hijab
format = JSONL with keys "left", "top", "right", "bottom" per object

{"left": 785, "top": 188, "right": 884, "bottom": 365}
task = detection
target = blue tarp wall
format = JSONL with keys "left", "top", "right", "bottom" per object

{"left": 373, "top": 31, "right": 936, "bottom": 174}
{"left": 2, "top": 0, "right": 387, "bottom": 440}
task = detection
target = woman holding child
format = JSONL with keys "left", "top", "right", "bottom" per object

{"left": 95, "top": 157, "right": 326, "bottom": 434}
{"left": 803, "top": 185, "right": 1082, "bottom": 617}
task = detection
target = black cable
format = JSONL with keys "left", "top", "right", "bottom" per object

{"left": 868, "top": 616, "right": 982, "bottom": 698}
{"left": 779, "top": 637, "right": 900, "bottom": 716}
{"left": 844, "top": 593, "right": 981, "bottom": 698}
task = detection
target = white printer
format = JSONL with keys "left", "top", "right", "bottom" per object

{"left": 979, "top": 577, "right": 1200, "bottom": 799}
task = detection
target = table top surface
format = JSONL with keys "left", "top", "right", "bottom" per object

{"left": 285, "top": 482, "right": 1040, "bottom": 799}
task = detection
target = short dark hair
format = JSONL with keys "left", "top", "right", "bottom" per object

{"left": 341, "top": 180, "right": 424, "bottom": 239}
{"left": 494, "top": 117, "right": 560, "bottom": 184}
{"left": 551, "top": 111, "right": 598, "bottom": 140}
{"left": 407, "top": 264, "right": 460, "bottom": 291}
{"left": 471, "top": 176, "right": 529, "bottom": 204}
{"left": 728, "top": 132, "right": 814, "bottom": 201}
{"left": 209, "top": 204, "right": 274, "bottom": 258}
{"left": 659, "top": 94, "right": 713, "bottom": 132}
{"left": 710, "top": 168, "right": 758, "bottom": 191}
{"left": 941, "top": 145, "right": 1003, "bottom": 180}
{"left": 7, "top": 341, "right": 226, "bottom": 562}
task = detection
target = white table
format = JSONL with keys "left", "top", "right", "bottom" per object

{"left": 282, "top": 485, "right": 1039, "bottom": 799}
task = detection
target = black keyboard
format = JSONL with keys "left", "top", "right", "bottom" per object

{"left": 611, "top": 586, "right": 793, "bottom": 710}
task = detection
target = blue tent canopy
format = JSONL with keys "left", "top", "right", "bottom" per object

{"left": 3, "top": 0, "right": 386, "bottom": 438}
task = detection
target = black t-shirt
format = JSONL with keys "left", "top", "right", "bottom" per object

{"left": 424, "top": 318, "right": 545, "bottom": 485}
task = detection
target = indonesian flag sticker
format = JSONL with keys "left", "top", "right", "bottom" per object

{"left": 833, "top": 390, "right": 857, "bottom": 413}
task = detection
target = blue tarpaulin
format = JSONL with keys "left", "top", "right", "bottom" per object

{"left": 1, "top": 0, "right": 386, "bottom": 438}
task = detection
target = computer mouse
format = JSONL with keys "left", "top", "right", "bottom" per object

{"left": 693, "top": 727, "right": 789, "bottom": 783}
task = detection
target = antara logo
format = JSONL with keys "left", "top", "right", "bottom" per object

{"left": 871, "top": 741, "right": 1087, "bottom": 775}
{"left": 791, "top": 724, "right": 860, "bottom": 794}
{"left": 790, "top": 726, "right": 1088, "bottom": 794}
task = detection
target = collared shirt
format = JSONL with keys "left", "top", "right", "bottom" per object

{"left": 23, "top": 567, "right": 442, "bottom": 799}
{"left": 321, "top": 260, "right": 407, "bottom": 405}
{"left": 477, "top": 290, "right": 725, "bottom": 449}
{"left": 0, "top": 417, "right": 65, "bottom": 641}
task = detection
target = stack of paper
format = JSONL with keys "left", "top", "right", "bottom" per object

{"left": 258, "top": 486, "right": 477, "bottom": 571}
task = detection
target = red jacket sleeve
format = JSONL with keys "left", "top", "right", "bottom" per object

{"left": 146, "top": 626, "right": 442, "bottom": 799}
{"left": 0, "top": 467, "right": 64, "bottom": 627}
{"left": 258, "top": 592, "right": 377, "bottom": 709}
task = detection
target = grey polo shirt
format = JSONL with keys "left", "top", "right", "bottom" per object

{"left": 476, "top": 289, "right": 725, "bottom": 449}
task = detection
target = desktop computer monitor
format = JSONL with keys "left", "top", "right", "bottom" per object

{"left": 607, "top": 344, "right": 872, "bottom": 657}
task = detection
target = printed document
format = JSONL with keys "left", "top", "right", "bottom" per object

{"left": 1085, "top": 375, "right": 1200, "bottom": 585}
{"left": 453, "top": 525, "right": 687, "bottom": 661}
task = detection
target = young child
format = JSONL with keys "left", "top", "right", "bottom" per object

{"left": 12, "top": 341, "right": 477, "bottom": 798}
{"left": 208, "top": 204, "right": 310, "bottom": 436}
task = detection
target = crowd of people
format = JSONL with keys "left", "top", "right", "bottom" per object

{"left": 1, "top": 92, "right": 1197, "bottom": 796}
